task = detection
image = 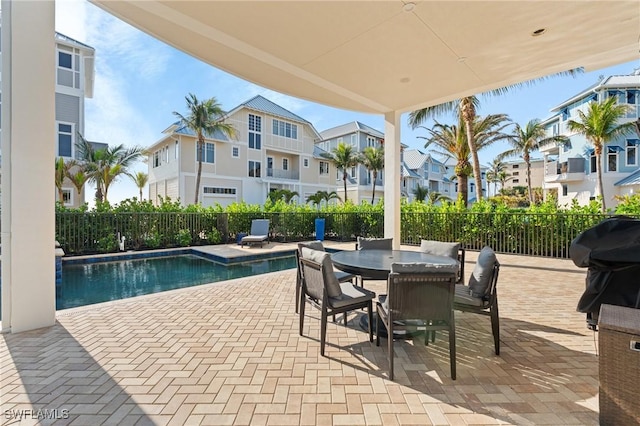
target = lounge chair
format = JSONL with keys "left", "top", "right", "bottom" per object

{"left": 240, "top": 219, "right": 270, "bottom": 248}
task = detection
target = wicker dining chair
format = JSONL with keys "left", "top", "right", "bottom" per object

{"left": 299, "top": 247, "right": 376, "bottom": 356}
{"left": 419, "top": 239, "right": 465, "bottom": 283}
{"left": 376, "top": 262, "right": 458, "bottom": 380}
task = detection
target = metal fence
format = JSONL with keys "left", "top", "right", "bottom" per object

{"left": 55, "top": 211, "right": 616, "bottom": 258}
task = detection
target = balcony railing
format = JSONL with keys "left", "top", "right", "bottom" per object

{"left": 266, "top": 168, "right": 299, "bottom": 180}
{"left": 544, "top": 160, "right": 586, "bottom": 182}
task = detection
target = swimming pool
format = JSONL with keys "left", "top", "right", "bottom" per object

{"left": 58, "top": 254, "right": 296, "bottom": 310}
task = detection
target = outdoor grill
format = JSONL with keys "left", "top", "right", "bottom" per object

{"left": 570, "top": 216, "right": 640, "bottom": 330}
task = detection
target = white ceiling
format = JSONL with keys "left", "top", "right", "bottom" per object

{"left": 90, "top": 1, "right": 640, "bottom": 114}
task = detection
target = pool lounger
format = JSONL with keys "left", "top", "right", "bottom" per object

{"left": 241, "top": 219, "right": 270, "bottom": 248}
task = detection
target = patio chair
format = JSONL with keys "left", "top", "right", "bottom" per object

{"left": 240, "top": 219, "right": 270, "bottom": 248}
{"left": 419, "top": 240, "right": 465, "bottom": 283}
{"left": 453, "top": 246, "right": 501, "bottom": 355}
{"left": 376, "top": 262, "right": 458, "bottom": 380}
{"left": 295, "top": 241, "right": 356, "bottom": 315}
{"left": 355, "top": 237, "right": 393, "bottom": 286}
{"left": 299, "top": 247, "right": 376, "bottom": 356}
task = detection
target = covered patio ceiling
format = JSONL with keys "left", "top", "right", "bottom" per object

{"left": 90, "top": 1, "right": 639, "bottom": 114}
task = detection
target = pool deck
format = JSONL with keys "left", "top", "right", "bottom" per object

{"left": 1, "top": 242, "right": 601, "bottom": 425}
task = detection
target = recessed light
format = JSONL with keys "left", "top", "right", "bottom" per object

{"left": 532, "top": 28, "right": 546, "bottom": 37}
{"left": 457, "top": 57, "right": 467, "bottom": 63}
{"left": 403, "top": 2, "right": 416, "bottom": 12}
{"left": 400, "top": 77, "right": 410, "bottom": 83}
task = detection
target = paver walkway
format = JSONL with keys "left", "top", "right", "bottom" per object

{"left": 1, "top": 244, "right": 600, "bottom": 425}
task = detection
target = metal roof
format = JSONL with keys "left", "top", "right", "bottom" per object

{"left": 614, "top": 168, "right": 640, "bottom": 187}
{"left": 401, "top": 162, "right": 420, "bottom": 178}
{"left": 402, "top": 149, "right": 427, "bottom": 170}
{"left": 319, "top": 121, "right": 384, "bottom": 141}
{"left": 234, "top": 95, "right": 310, "bottom": 125}
{"left": 55, "top": 32, "right": 95, "bottom": 51}
{"left": 550, "top": 72, "right": 640, "bottom": 112}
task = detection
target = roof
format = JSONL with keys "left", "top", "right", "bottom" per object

{"left": 55, "top": 32, "right": 95, "bottom": 51}
{"left": 319, "top": 121, "right": 384, "bottom": 141}
{"left": 232, "top": 95, "right": 310, "bottom": 124}
{"left": 312, "top": 145, "right": 333, "bottom": 160}
{"left": 614, "top": 168, "right": 640, "bottom": 187}
{"left": 403, "top": 149, "right": 427, "bottom": 170}
{"left": 401, "top": 162, "right": 420, "bottom": 178}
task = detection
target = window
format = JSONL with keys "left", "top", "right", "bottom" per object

{"left": 175, "top": 141, "right": 179, "bottom": 159}
{"left": 204, "top": 187, "right": 237, "bottom": 195}
{"left": 608, "top": 151, "right": 617, "bottom": 172}
{"left": 562, "top": 185, "right": 568, "bottom": 196}
{"left": 351, "top": 134, "right": 357, "bottom": 146}
{"left": 57, "top": 122, "right": 73, "bottom": 157}
{"left": 248, "top": 114, "right": 262, "bottom": 150}
{"left": 164, "top": 146, "right": 169, "bottom": 163}
{"left": 431, "top": 164, "right": 439, "bottom": 173}
{"left": 590, "top": 154, "right": 597, "bottom": 173}
{"left": 61, "top": 189, "right": 72, "bottom": 206}
{"left": 367, "top": 136, "right": 376, "bottom": 147}
{"left": 248, "top": 160, "right": 261, "bottom": 177}
{"left": 272, "top": 119, "right": 298, "bottom": 139}
{"left": 512, "top": 179, "right": 519, "bottom": 184}
{"left": 303, "top": 157, "right": 309, "bottom": 168}
{"left": 153, "top": 150, "right": 160, "bottom": 168}
{"left": 513, "top": 171, "right": 519, "bottom": 176}
{"left": 627, "top": 140, "right": 638, "bottom": 166}
{"left": 267, "top": 157, "right": 273, "bottom": 171}
{"left": 197, "top": 142, "right": 215, "bottom": 164}
{"left": 319, "top": 161, "right": 329, "bottom": 175}
{"left": 282, "top": 158, "right": 289, "bottom": 171}
{"left": 232, "top": 146, "right": 239, "bottom": 158}
{"left": 57, "top": 47, "right": 80, "bottom": 89}
{"left": 512, "top": 164, "right": 519, "bottom": 169}
{"left": 470, "top": 183, "right": 474, "bottom": 193}
{"left": 350, "top": 166, "right": 356, "bottom": 178}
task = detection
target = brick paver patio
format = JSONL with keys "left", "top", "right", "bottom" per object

{"left": 1, "top": 244, "right": 599, "bottom": 425}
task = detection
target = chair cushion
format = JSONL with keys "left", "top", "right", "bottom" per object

{"left": 357, "top": 237, "right": 393, "bottom": 250}
{"left": 299, "top": 240, "right": 325, "bottom": 251}
{"left": 454, "top": 284, "right": 486, "bottom": 307}
{"left": 420, "top": 240, "right": 460, "bottom": 259}
{"left": 241, "top": 235, "right": 268, "bottom": 242}
{"left": 468, "top": 246, "right": 497, "bottom": 298}
{"left": 390, "top": 262, "right": 459, "bottom": 275}
{"left": 329, "top": 282, "right": 375, "bottom": 309}
{"left": 301, "top": 247, "right": 342, "bottom": 298}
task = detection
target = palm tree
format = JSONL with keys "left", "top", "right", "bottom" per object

{"left": 496, "top": 170, "right": 512, "bottom": 194}
{"left": 132, "top": 171, "right": 149, "bottom": 201}
{"left": 427, "top": 191, "right": 450, "bottom": 204}
{"left": 408, "top": 70, "right": 580, "bottom": 202}
{"left": 412, "top": 184, "right": 429, "bottom": 202}
{"left": 359, "top": 146, "right": 384, "bottom": 203}
{"left": 268, "top": 189, "right": 299, "bottom": 204}
{"left": 306, "top": 192, "right": 324, "bottom": 208}
{"left": 420, "top": 113, "right": 511, "bottom": 206}
{"left": 331, "top": 142, "right": 359, "bottom": 202}
{"left": 173, "top": 93, "right": 236, "bottom": 204}
{"left": 76, "top": 135, "right": 144, "bottom": 203}
{"left": 54, "top": 158, "right": 74, "bottom": 203}
{"left": 318, "top": 190, "right": 339, "bottom": 206}
{"left": 485, "top": 158, "right": 507, "bottom": 197}
{"left": 498, "top": 119, "right": 569, "bottom": 203}
{"left": 567, "top": 96, "right": 635, "bottom": 212}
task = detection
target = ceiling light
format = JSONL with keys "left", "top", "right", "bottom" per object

{"left": 403, "top": 2, "right": 416, "bottom": 12}
{"left": 532, "top": 28, "right": 546, "bottom": 37}
{"left": 400, "top": 77, "right": 410, "bottom": 83}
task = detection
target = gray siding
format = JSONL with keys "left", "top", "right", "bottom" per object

{"left": 55, "top": 93, "right": 80, "bottom": 125}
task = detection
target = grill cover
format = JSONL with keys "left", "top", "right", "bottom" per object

{"left": 570, "top": 216, "right": 640, "bottom": 319}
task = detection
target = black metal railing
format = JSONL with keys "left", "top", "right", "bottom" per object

{"left": 55, "top": 211, "right": 616, "bottom": 258}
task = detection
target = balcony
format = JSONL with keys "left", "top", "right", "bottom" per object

{"left": 266, "top": 168, "right": 299, "bottom": 180}
{"left": 545, "top": 158, "right": 586, "bottom": 183}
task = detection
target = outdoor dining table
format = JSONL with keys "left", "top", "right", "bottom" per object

{"left": 330, "top": 249, "right": 460, "bottom": 338}
{"left": 330, "top": 249, "right": 459, "bottom": 281}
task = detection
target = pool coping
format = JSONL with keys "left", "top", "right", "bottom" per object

{"left": 62, "top": 245, "right": 298, "bottom": 265}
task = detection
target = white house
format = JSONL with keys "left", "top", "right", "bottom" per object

{"left": 147, "top": 95, "right": 338, "bottom": 207}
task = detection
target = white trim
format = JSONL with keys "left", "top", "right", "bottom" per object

{"left": 232, "top": 145, "right": 240, "bottom": 158}
{"left": 61, "top": 188, "right": 73, "bottom": 206}
{"left": 56, "top": 120, "right": 75, "bottom": 158}
{"left": 302, "top": 157, "right": 309, "bottom": 168}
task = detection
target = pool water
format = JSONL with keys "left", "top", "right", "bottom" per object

{"left": 58, "top": 254, "right": 296, "bottom": 310}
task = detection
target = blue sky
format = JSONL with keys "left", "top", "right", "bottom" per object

{"left": 56, "top": 0, "right": 640, "bottom": 206}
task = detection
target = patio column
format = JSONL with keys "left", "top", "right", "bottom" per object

{"left": 383, "top": 111, "right": 401, "bottom": 250}
{"left": 1, "top": 0, "right": 56, "bottom": 333}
